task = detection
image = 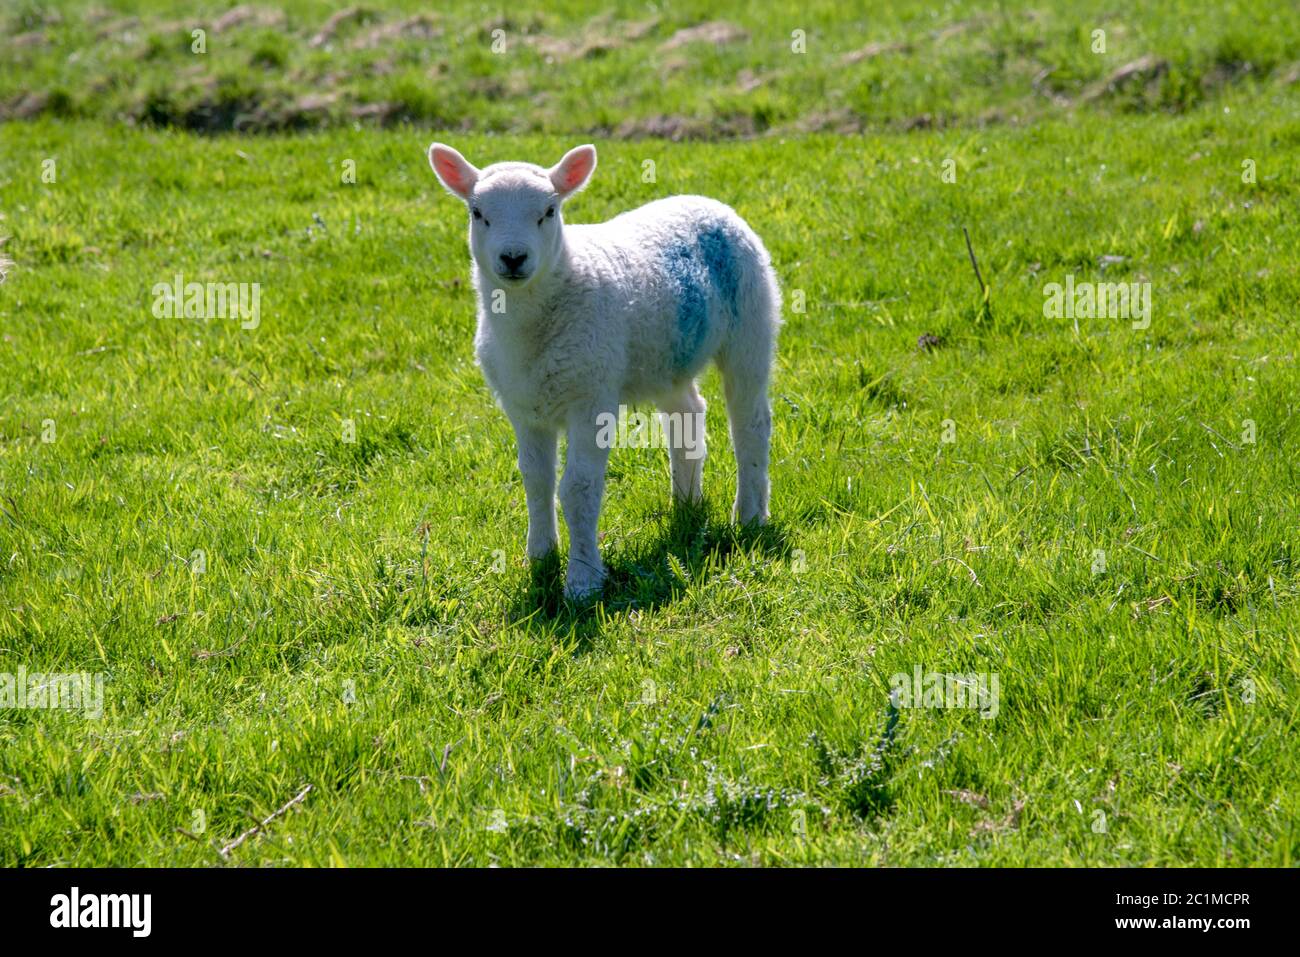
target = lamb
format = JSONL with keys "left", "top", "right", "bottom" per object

{"left": 428, "top": 142, "right": 781, "bottom": 600}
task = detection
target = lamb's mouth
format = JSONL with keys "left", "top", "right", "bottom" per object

{"left": 497, "top": 271, "right": 532, "bottom": 284}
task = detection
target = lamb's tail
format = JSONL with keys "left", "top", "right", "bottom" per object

{"left": 724, "top": 252, "right": 781, "bottom": 369}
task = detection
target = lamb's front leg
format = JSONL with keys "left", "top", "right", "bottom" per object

{"left": 512, "top": 422, "right": 559, "bottom": 559}
{"left": 559, "top": 408, "right": 612, "bottom": 600}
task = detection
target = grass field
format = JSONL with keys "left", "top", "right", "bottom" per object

{"left": 1, "top": 2, "right": 1299, "bottom": 866}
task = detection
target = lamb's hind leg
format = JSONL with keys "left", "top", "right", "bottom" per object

{"left": 657, "top": 381, "right": 707, "bottom": 504}
{"left": 719, "top": 359, "right": 771, "bottom": 524}
{"left": 717, "top": 290, "right": 776, "bottom": 525}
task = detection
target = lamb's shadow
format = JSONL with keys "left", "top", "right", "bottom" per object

{"left": 504, "top": 503, "right": 793, "bottom": 647}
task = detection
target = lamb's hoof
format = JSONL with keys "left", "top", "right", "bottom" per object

{"left": 563, "top": 568, "right": 606, "bottom": 604}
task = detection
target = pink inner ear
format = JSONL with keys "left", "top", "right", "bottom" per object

{"left": 557, "top": 151, "right": 594, "bottom": 192}
{"left": 434, "top": 152, "right": 471, "bottom": 194}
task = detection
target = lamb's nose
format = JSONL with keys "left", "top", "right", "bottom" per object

{"left": 500, "top": 251, "right": 528, "bottom": 272}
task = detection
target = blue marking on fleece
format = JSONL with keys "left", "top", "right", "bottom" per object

{"left": 697, "top": 225, "right": 740, "bottom": 310}
{"left": 666, "top": 224, "right": 738, "bottom": 368}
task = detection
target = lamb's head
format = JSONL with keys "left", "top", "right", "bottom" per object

{"left": 428, "top": 143, "right": 597, "bottom": 288}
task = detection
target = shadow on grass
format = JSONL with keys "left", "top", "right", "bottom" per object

{"left": 504, "top": 501, "right": 794, "bottom": 647}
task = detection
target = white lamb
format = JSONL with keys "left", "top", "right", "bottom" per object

{"left": 428, "top": 143, "right": 781, "bottom": 600}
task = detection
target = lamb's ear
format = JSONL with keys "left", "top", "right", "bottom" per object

{"left": 549, "top": 145, "right": 597, "bottom": 199}
{"left": 428, "top": 143, "right": 479, "bottom": 202}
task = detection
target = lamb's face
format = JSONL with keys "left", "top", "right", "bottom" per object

{"left": 467, "top": 167, "right": 560, "bottom": 286}
{"left": 428, "top": 143, "right": 598, "bottom": 291}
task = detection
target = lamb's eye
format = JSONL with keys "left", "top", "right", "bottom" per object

{"left": 546, "top": 206, "right": 556, "bottom": 218}
{"left": 472, "top": 208, "right": 485, "bottom": 225}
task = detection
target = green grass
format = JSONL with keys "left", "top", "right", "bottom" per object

{"left": 1, "top": 2, "right": 1298, "bottom": 867}
{"left": 3, "top": 0, "right": 1299, "bottom": 133}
